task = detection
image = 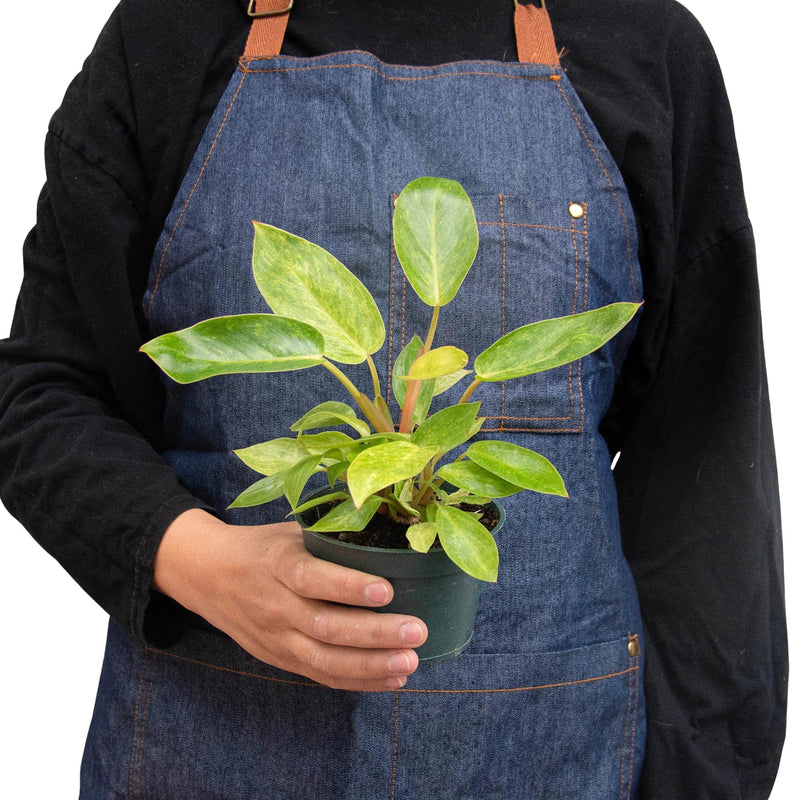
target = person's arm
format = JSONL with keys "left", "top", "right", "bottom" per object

{"left": 0, "top": 2, "right": 426, "bottom": 690}
{"left": 599, "top": 8, "right": 787, "bottom": 798}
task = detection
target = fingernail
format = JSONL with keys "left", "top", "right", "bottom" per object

{"left": 385, "top": 676, "right": 407, "bottom": 689}
{"left": 388, "top": 653, "right": 411, "bottom": 674}
{"left": 365, "top": 582, "right": 390, "bottom": 604}
{"left": 400, "top": 622, "right": 424, "bottom": 644}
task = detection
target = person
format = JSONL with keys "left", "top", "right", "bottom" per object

{"left": 0, "top": 1, "right": 786, "bottom": 797}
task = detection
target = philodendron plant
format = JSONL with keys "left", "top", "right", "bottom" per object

{"left": 142, "top": 177, "right": 640, "bottom": 584}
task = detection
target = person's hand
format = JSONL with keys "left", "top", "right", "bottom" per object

{"left": 152, "top": 508, "right": 428, "bottom": 691}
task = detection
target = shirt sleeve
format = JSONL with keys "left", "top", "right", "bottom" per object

{"left": 600, "top": 8, "right": 788, "bottom": 798}
{"left": 0, "top": 9, "right": 213, "bottom": 647}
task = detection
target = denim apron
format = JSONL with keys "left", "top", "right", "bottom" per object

{"left": 81, "top": 4, "right": 646, "bottom": 798}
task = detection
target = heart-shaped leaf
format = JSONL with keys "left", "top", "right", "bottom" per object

{"left": 393, "top": 177, "right": 479, "bottom": 307}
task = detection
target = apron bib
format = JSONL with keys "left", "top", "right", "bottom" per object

{"left": 81, "top": 4, "right": 646, "bottom": 798}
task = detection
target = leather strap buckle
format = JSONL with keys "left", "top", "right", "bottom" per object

{"left": 247, "top": 0, "right": 294, "bottom": 18}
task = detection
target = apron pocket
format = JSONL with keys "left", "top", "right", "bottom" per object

{"left": 386, "top": 192, "right": 591, "bottom": 434}
{"left": 392, "top": 634, "right": 642, "bottom": 800}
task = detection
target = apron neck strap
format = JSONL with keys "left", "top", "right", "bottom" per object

{"left": 243, "top": 1, "right": 561, "bottom": 66}
{"left": 515, "top": 1, "right": 561, "bottom": 66}
{"left": 244, "top": 0, "right": 292, "bottom": 58}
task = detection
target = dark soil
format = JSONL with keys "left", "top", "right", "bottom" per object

{"left": 302, "top": 499, "right": 500, "bottom": 549}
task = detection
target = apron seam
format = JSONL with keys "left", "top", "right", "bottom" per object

{"left": 146, "top": 67, "right": 249, "bottom": 319}
{"left": 128, "top": 648, "right": 157, "bottom": 800}
{"left": 391, "top": 691, "right": 400, "bottom": 800}
{"left": 143, "top": 645, "right": 637, "bottom": 693}
{"left": 240, "top": 59, "right": 560, "bottom": 84}
{"left": 552, "top": 80, "right": 639, "bottom": 303}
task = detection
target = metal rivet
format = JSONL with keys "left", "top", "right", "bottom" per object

{"left": 569, "top": 202, "right": 585, "bottom": 219}
{"left": 627, "top": 637, "right": 641, "bottom": 657}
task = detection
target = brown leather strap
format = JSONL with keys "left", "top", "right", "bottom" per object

{"left": 514, "top": 1, "right": 561, "bottom": 66}
{"left": 244, "top": 0, "right": 292, "bottom": 58}
{"left": 243, "top": 1, "right": 560, "bottom": 66}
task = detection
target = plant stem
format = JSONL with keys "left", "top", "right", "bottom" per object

{"left": 423, "top": 305, "right": 440, "bottom": 352}
{"left": 321, "top": 359, "right": 392, "bottom": 433}
{"left": 366, "top": 354, "right": 382, "bottom": 401}
{"left": 399, "top": 305, "right": 441, "bottom": 434}
{"left": 457, "top": 377, "right": 483, "bottom": 404}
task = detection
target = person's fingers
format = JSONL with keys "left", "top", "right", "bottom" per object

{"left": 278, "top": 543, "right": 395, "bottom": 608}
{"left": 282, "top": 631, "right": 421, "bottom": 688}
{"left": 296, "top": 600, "right": 428, "bottom": 650}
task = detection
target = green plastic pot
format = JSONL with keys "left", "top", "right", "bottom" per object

{"left": 299, "top": 489, "right": 504, "bottom": 665}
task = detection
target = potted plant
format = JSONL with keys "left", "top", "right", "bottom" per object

{"left": 142, "top": 177, "right": 640, "bottom": 663}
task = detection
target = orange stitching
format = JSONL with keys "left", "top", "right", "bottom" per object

{"left": 146, "top": 69, "right": 249, "bottom": 319}
{"left": 143, "top": 646, "right": 319, "bottom": 687}
{"left": 135, "top": 653, "right": 157, "bottom": 799}
{"left": 499, "top": 194, "right": 508, "bottom": 428}
{"left": 144, "top": 645, "right": 636, "bottom": 693}
{"left": 570, "top": 213, "right": 580, "bottom": 316}
{"left": 481, "top": 425, "right": 581, "bottom": 433}
{"left": 240, "top": 62, "right": 558, "bottom": 84}
{"left": 619, "top": 639, "right": 634, "bottom": 800}
{"left": 242, "top": 51, "right": 563, "bottom": 73}
{"left": 127, "top": 648, "right": 149, "bottom": 799}
{"left": 582, "top": 204, "right": 590, "bottom": 311}
{"left": 391, "top": 691, "right": 400, "bottom": 800}
{"left": 387, "top": 195, "right": 398, "bottom": 403}
{"left": 479, "top": 221, "right": 586, "bottom": 235}
{"left": 554, "top": 82, "right": 638, "bottom": 301}
{"left": 626, "top": 639, "right": 641, "bottom": 800}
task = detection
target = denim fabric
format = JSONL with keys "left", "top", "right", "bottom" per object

{"left": 83, "top": 50, "right": 646, "bottom": 799}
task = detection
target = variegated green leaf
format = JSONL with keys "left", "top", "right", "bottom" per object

{"left": 393, "top": 177, "right": 479, "bottom": 307}
{"left": 228, "top": 472, "right": 287, "bottom": 509}
{"left": 406, "top": 521, "right": 438, "bottom": 553}
{"left": 348, "top": 441, "right": 439, "bottom": 508}
{"left": 399, "top": 346, "right": 468, "bottom": 381}
{"left": 466, "top": 440, "right": 567, "bottom": 496}
{"left": 284, "top": 455, "right": 324, "bottom": 509}
{"left": 411, "top": 402, "right": 481, "bottom": 454}
{"left": 141, "top": 314, "right": 325, "bottom": 383}
{"left": 291, "top": 401, "right": 371, "bottom": 437}
{"left": 436, "top": 460, "right": 522, "bottom": 498}
{"left": 291, "top": 490, "right": 351, "bottom": 517}
{"left": 392, "top": 335, "right": 435, "bottom": 424}
{"left": 435, "top": 505, "right": 498, "bottom": 582}
{"left": 474, "top": 302, "right": 641, "bottom": 382}
{"left": 306, "top": 495, "right": 384, "bottom": 533}
{"left": 234, "top": 438, "right": 307, "bottom": 476}
{"left": 432, "top": 368, "right": 471, "bottom": 397}
{"left": 252, "top": 221, "right": 385, "bottom": 364}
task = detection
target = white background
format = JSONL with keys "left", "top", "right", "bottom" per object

{"left": 0, "top": 1, "right": 796, "bottom": 796}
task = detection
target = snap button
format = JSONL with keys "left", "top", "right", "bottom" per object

{"left": 627, "top": 637, "right": 641, "bottom": 657}
{"left": 568, "top": 202, "right": 585, "bottom": 219}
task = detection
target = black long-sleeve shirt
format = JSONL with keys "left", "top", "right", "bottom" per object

{"left": 0, "top": 0, "right": 786, "bottom": 797}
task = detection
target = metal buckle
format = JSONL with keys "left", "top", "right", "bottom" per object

{"left": 247, "top": 0, "right": 294, "bottom": 18}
